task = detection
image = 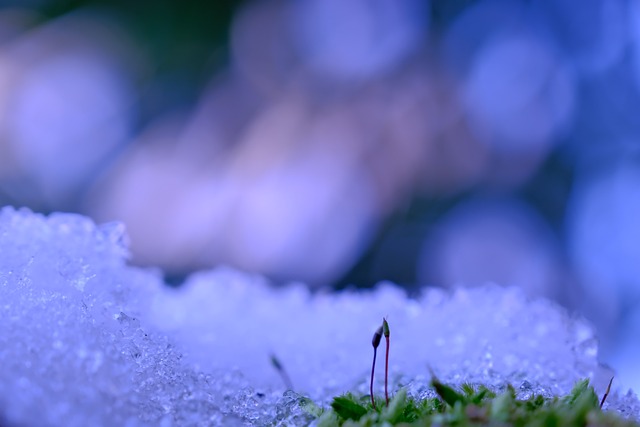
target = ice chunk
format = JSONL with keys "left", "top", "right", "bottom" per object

{"left": 0, "top": 206, "right": 638, "bottom": 426}
{"left": 0, "top": 207, "right": 278, "bottom": 426}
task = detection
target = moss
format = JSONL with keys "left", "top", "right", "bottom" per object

{"left": 305, "top": 378, "right": 639, "bottom": 427}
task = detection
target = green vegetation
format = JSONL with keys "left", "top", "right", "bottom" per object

{"left": 307, "top": 377, "right": 638, "bottom": 426}
{"left": 272, "top": 319, "right": 637, "bottom": 426}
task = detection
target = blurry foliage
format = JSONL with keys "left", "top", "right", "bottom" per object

{"left": 36, "top": 0, "right": 244, "bottom": 116}
{"left": 341, "top": 149, "right": 575, "bottom": 291}
{"left": 0, "top": 0, "right": 632, "bottom": 297}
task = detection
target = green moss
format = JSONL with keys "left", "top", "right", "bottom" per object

{"left": 306, "top": 378, "right": 639, "bottom": 427}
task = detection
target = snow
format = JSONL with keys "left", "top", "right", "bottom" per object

{"left": 0, "top": 206, "right": 638, "bottom": 426}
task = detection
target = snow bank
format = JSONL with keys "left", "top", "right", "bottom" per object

{"left": 0, "top": 207, "right": 637, "bottom": 426}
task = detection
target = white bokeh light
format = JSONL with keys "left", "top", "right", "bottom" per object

{"left": 3, "top": 15, "right": 135, "bottom": 206}
{"left": 291, "top": 0, "right": 426, "bottom": 80}
{"left": 419, "top": 198, "right": 561, "bottom": 300}
{"left": 568, "top": 163, "right": 640, "bottom": 300}
{"left": 463, "top": 33, "right": 574, "bottom": 151}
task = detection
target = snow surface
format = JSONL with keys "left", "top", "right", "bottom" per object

{"left": 0, "top": 206, "right": 638, "bottom": 426}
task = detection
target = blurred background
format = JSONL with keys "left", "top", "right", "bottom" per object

{"left": 0, "top": 0, "right": 639, "bottom": 389}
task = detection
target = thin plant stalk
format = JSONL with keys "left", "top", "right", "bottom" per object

{"left": 382, "top": 317, "right": 390, "bottom": 406}
{"left": 270, "top": 354, "right": 294, "bottom": 390}
{"left": 600, "top": 376, "right": 614, "bottom": 409}
{"left": 370, "top": 325, "right": 383, "bottom": 410}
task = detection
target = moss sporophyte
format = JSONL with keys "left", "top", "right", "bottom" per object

{"left": 299, "top": 318, "right": 635, "bottom": 427}
{"left": 382, "top": 317, "right": 390, "bottom": 407}
{"left": 370, "top": 324, "right": 383, "bottom": 410}
{"left": 368, "top": 317, "right": 392, "bottom": 411}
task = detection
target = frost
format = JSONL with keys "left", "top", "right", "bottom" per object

{"left": 0, "top": 206, "right": 637, "bottom": 426}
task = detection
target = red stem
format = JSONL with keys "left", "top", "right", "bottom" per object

{"left": 370, "top": 348, "right": 378, "bottom": 410}
{"left": 384, "top": 335, "right": 390, "bottom": 406}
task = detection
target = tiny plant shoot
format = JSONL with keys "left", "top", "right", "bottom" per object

{"left": 270, "top": 353, "right": 294, "bottom": 390}
{"left": 370, "top": 325, "right": 383, "bottom": 410}
{"left": 382, "top": 317, "right": 390, "bottom": 407}
{"left": 600, "top": 376, "right": 614, "bottom": 409}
